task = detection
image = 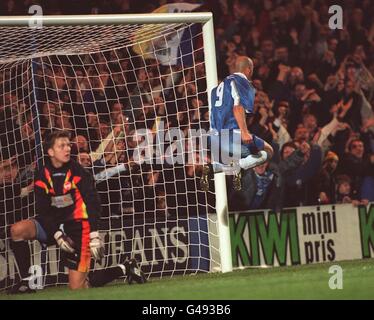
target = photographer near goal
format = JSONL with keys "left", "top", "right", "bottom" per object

{"left": 8, "top": 130, "right": 146, "bottom": 294}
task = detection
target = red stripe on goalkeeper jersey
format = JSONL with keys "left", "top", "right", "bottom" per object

{"left": 44, "top": 168, "right": 55, "bottom": 194}
{"left": 63, "top": 170, "right": 72, "bottom": 194}
{"left": 34, "top": 180, "right": 49, "bottom": 194}
{"left": 78, "top": 220, "right": 91, "bottom": 273}
{"left": 73, "top": 188, "right": 88, "bottom": 220}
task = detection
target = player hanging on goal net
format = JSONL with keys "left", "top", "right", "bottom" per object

{"left": 203, "top": 56, "right": 274, "bottom": 190}
{"left": 8, "top": 130, "right": 146, "bottom": 294}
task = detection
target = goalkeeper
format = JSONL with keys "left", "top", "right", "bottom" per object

{"left": 8, "top": 130, "right": 145, "bottom": 294}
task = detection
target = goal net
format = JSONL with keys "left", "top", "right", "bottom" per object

{"left": 0, "top": 13, "right": 225, "bottom": 290}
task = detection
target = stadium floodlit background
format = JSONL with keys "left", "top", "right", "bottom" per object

{"left": 1, "top": 0, "right": 374, "bottom": 300}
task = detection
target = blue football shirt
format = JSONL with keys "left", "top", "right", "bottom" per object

{"left": 210, "top": 73, "right": 255, "bottom": 131}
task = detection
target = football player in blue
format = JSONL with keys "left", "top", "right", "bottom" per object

{"left": 205, "top": 56, "right": 273, "bottom": 189}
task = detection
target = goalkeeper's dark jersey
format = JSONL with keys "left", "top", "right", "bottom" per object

{"left": 34, "top": 158, "right": 101, "bottom": 235}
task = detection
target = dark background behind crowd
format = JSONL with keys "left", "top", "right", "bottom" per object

{"left": 1, "top": 0, "right": 374, "bottom": 239}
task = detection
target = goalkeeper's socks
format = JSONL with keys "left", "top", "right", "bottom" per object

{"left": 239, "top": 151, "right": 268, "bottom": 170}
{"left": 88, "top": 266, "right": 125, "bottom": 287}
{"left": 11, "top": 240, "right": 31, "bottom": 279}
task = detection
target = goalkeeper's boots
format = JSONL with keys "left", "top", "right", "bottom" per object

{"left": 125, "top": 258, "right": 147, "bottom": 284}
{"left": 7, "top": 278, "right": 36, "bottom": 295}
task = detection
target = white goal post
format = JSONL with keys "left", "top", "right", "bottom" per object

{"left": 0, "top": 12, "right": 232, "bottom": 290}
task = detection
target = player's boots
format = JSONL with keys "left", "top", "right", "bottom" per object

{"left": 239, "top": 151, "right": 268, "bottom": 170}
{"left": 201, "top": 161, "right": 242, "bottom": 191}
{"left": 125, "top": 258, "right": 147, "bottom": 284}
{"left": 7, "top": 278, "right": 36, "bottom": 294}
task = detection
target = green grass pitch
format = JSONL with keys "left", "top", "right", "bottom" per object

{"left": 1, "top": 259, "right": 374, "bottom": 300}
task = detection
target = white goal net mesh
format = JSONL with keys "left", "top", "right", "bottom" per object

{"left": 0, "top": 18, "right": 221, "bottom": 290}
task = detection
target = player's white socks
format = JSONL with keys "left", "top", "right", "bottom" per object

{"left": 238, "top": 151, "right": 268, "bottom": 170}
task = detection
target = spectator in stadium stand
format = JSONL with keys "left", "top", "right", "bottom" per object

{"left": 335, "top": 174, "right": 368, "bottom": 206}
{"left": 328, "top": 77, "right": 363, "bottom": 134}
{"left": 155, "top": 190, "right": 169, "bottom": 217}
{"left": 86, "top": 111, "right": 101, "bottom": 151}
{"left": 270, "top": 101, "right": 292, "bottom": 149}
{"left": 312, "top": 151, "right": 339, "bottom": 205}
{"left": 336, "top": 138, "right": 374, "bottom": 200}
{"left": 247, "top": 90, "right": 276, "bottom": 145}
{"left": 142, "top": 168, "right": 162, "bottom": 215}
{"left": 283, "top": 138, "right": 322, "bottom": 207}
{"left": 293, "top": 125, "right": 310, "bottom": 145}
{"left": 77, "top": 152, "right": 92, "bottom": 169}
{"left": 83, "top": 72, "right": 110, "bottom": 121}
{"left": 109, "top": 102, "right": 131, "bottom": 134}
{"left": 287, "top": 83, "right": 322, "bottom": 136}
{"left": 39, "top": 102, "right": 58, "bottom": 130}
{"left": 300, "top": 113, "right": 349, "bottom": 155}
{"left": 268, "top": 65, "right": 305, "bottom": 111}
{"left": 98, "top": 120, "right": 111, "bottom": 141}
{"left": 55, "top": 107, "right": 75, "bottom": 135}
{"left": 72, "top": 135, "right": 90, "bottom": 153}
{"left": 228, "top": 141, "right": 310, "bottom": 212}
{"left": 154, "top": 96, "right": 167, "bottom": 117}
{"left": 0, "top": 156, "right": 23, "bottom": 241}
{"left": 302, "top": 114, "right": 321, "bottom": 143}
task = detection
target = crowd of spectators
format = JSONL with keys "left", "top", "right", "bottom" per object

{"left": 213, "top": 0, "right": 374, "bottom": 211}
{"left": 1, "top": 0, "right": 374, "bottom": 230}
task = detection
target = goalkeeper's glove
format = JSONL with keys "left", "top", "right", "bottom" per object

{"left": 54, "top": 230, "right": 75, "bottom": 254}
{"left": 89, "top": 231, "right": 104, "bottom": 261}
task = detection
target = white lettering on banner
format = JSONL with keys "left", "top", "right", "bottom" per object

{"left": 301, "top": 206, "right": 337, "bottom": 264}
{"left": 150, "top": 228, "right": 168, "bottom": 264}
{"left": 228, "top": 203, "right": 371, "bottom": 268}
{"left": 132, "top": 229, "right": 147, "bottom": 265}
{"left": 110, "top": 231, "right": 125, "bottom": 266}
{"left": 170, "top": 227, "right": 188, "bottom": 263}
{"left": 328, "top": 265, "right": 343, "bottom": 289}
{"left": 298, "top": 204, "right": 363, "bottom": 264}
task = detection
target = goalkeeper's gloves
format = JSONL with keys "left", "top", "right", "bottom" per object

{"left": 54, "top": 230, "right": 75, "bottom": 254}
{"left": 89, "top": 231, "right": 104, "bottom": 261}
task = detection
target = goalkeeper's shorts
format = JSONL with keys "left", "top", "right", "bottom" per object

{"left": 33, "top": 217, "right": 91, "bottom": 273}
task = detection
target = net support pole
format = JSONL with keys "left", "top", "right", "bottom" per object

{"left": 31, "top": 58, "right": 44, "bottom": 170}
{"left": 202, "top": 16, "right": 232, "bottom": 273}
